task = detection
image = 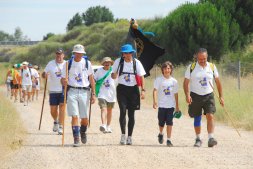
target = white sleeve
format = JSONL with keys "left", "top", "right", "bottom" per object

{"left": 174, "top": 79, "right": 179, "bottom": 93}
{"left": 154, "top": 77, "right": 160, "bottom": 90}
{"left": 213, "top": 64, "right": 219, "bottom": 78}
{"left": 87, "top": 61, "right": 94, "bottom": 76}
{"left": 136, "top": 60, "right": 146, "bottom": 76}
{"left": 61, "top": 62, "right": 67, "bottom": 78}
{"left": 44, "top": 62, "right": 50, "bottom": 73}
{"left": 112, "top": 58, "right": 120, "bottom": 73}
{"left": 184, "top": 65, "right": 191, "bottom": 79}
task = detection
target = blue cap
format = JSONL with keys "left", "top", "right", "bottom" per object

{"left": 120, "top": 44, "right": 136, "bottom": 53}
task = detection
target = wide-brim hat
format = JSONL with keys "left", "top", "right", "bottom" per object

{"left": 101, "top": 57, "right": 114, "bottom": 65}
{"left": 72, "top": 44, "right": 86, "bottom": 54}
{"left": 34, "top": 65, "right": 39, "bottom": 69}
{"left": 120, "top": 44, "right": 136, "bottom": 53}
{"left": 22, "top": 61, "right": 29, "bottom": 65}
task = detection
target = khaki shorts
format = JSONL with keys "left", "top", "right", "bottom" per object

{"left": 98, "top": 98, "right": 115, "bottom": 109}
{"left": 22, "top": 85, "right": 32, "bottom": 92}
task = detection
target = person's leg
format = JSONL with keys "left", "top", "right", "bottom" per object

{"left": 127, "top": 108, "right": 135, "bottom": 137}
{"left": 206, "top": 113, "right": 217, "bottom": 147}
{"left": 106, "top": 107, "right": 112, "bottom": 127}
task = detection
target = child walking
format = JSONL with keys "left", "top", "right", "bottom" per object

{"left": 153, "top": 61, "right": 180, "bottom": 147}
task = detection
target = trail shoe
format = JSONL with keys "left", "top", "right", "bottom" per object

{"left": 120, "top": 134, "right": 126, "bottom": 145}
{"left": 194, "top": 138, "right": 202, "bottom": 147}
{"left": 106, "top": 126, "right": 112, "bottom": 133}
{"left": 73, "top": 137, "right": 80, "bottom": 147}
{"left": 99, "top": 125, "right": 106, "bottom": 133}
{"left": 80, "top": 132, "right": 87, "bottom": 144}
{"left": 208, "top": 138, "right": 218, "bottom": 147}
{"left": 53, "top": 122, "right": 59, "bottom": 132}
{"left": 58, "top": 125, "right": 63, "bottom": 135}
{"left": 158, "top": 134, "right": 164, "bottom": 144}
{"left": 166, "top": 140, "right": 173, "bottom": 147}
{"left": 126, "top": 136, "right": 132, "bottom": 145}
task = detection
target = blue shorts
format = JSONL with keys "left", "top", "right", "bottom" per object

{"left": 49, "top": 93, "right": 64, "bottom": 106}
{"left": 158, "top": 107, "right": 175, "bottom": 127}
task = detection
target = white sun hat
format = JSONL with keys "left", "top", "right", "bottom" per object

{"left": 72, "top": 44, "right": 86, "bottom": 54}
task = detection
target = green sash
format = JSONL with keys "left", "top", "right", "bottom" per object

{"left": 95, "top": 67, "right": 112, "bottom": 96}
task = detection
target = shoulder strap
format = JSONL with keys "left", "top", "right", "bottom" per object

{"left": 118, "top": 57, "right": 124, "bottom": 76}
{"left": 210, "top": 63, "right": 214, "bottom": 72}
{"left": 68, "top": 56, "right": 89, "bottom": 71}
{"left": 190, "top": 62, "right": 196, "bottom": 74}
{"left": 133, "top": 59, "right": 137, "bottom": 75}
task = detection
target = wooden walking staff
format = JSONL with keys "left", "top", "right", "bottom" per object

{"left": 62, "top": 62, "right": 68, "bottom": 146}
{"left": 88, "top": 91, "right": 92, "bottom": 127}
{"left": 209, "top": 81, "right": 241, "bottom": 137}
{"left": 38, "top": 77, "right": 48, "bottom": 130}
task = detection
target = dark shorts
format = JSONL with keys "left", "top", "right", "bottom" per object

{"left": 11, "top": 84, "right": 19, "bottom": 89}
{"left": 49, "top": 93, "right": 64, "bottom": 106}
{"left": 188, "top": 92, "right": 216, "bottom": 118}
{"left": 158, "top": 107, "right": 174, "bottom": 127}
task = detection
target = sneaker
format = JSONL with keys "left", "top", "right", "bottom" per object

{"left": 126, "top": 136, "right": 132, "bottom": 145}
{"left": 166, "top": 140, "right": 173, "bottom": 147}
{"left": 20, "top": 99, "right": 24, "bottom": 103}
{"left": 99, "top": 125, "right": 106, "bottom": 132}
{"left": 53, "top": 122, "right": 59, "bottom": 132}
{"left": 80, "top": 132, "right": 87, "bottom": 144}
{"left": 73, "top": 137, "right": 80, "bottom": 147}
{"left": 58, "top": 125, "right": 63, "bottom": 135}
{"left": 208, "top": 138, "right": 218, "bottom": 147}
{"left": 194, "top": 138, "right": 202, "bottom": 147}
{"left": 120, "top": 134, "right": 126, "bottom": 145}
{"left": 158, "top": 134, "right": 164, "bottom": 144}
{"left": 106, "top": 126, "right": 112, "bottom": 133}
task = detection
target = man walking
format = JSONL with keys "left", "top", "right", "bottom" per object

{"left": 42, "top": 48, "right": 66, "bottom": 135}
{"left": 183, "top": 48, "right": 224, "bottom": 147}
{"left": 61, "top": 44, "right": 96, "bottom": 147}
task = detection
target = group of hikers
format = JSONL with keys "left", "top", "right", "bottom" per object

{"left": 5, "top": 43, "right": 224, "bottom": 148}
{"left": 6, "top": 62, "right": 41, "bottom": 106}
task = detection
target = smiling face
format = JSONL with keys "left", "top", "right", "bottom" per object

{"left": 103, "top": 61, "right": 112, "bottom": 70}
{"left": 197, "top": 51, "right": 208, "bottom": 67}
{"left": 122, "top": 52, "right": 133, "bottom": 62}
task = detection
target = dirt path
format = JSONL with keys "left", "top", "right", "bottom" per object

{"left": 1, "top": 89, "right": 253, "bottom": 169}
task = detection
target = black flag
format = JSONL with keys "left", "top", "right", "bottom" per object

{"left": 126, "top": 21, "right": 165, "bottom": 77}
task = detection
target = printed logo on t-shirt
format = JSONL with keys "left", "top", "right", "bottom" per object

{"left": 25, "top": 73, "right": 29, "bottom": 77}
{"left": 163, "top": 86, "right": 171, "bottom": 95}
{"left": 199, "top": 77, "right": 207, "bottom": 86}
{"left": 55, "top": 71, "right": 61, "bottom": 78}
{"left": 75, "top": 73, "right": 82, "bottom": 83}
{"left": 103, "top": 79, "right": 110, "bottom": 88}
{"left": 124, "top": 74, "right": 130, "bottom": 82}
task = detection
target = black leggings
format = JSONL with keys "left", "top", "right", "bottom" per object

{"left": 117, "top": 84, "right": 139, "bottom": 136}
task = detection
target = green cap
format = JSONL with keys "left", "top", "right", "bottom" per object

{"left": 173, "top": 111, "right": 182, "bottom": 119}
{"left": 17, "top": 63, "right": 21, "bottom": 68}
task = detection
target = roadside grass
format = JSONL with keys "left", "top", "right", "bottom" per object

{"left": 144, "top": 64, "right": 253, "bottom": 131}
{"left": 0, "top": 91, "right": 25, "bottom": 160}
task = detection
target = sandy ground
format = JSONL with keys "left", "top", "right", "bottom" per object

{"left": 1, "top": 89, "right": 253, "bottom": 169}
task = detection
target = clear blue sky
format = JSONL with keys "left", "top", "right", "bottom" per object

{"left": 1, "top": 0, "right": 198, "bottom": 41}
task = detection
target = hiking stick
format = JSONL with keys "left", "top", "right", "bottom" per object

{"left": 38, "top": 77, "right": 47, "bottom": 130}
{"left": 209, "top": 81, "right": 241, "bottom": 137}
{"left": 88, "top": 90, "right": 92, "bottom": 127}
{"left": 62, "top": 62, "right": 68, "bottom": 146}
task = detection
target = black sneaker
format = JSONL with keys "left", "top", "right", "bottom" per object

{"left": 194, "top": 138, "right": 202, "bottom": 147}
{"left": 73, "top": 137, "right": 80, "bottom": 147}
{"left": 80, "top": 132, "right": 87, "bottom": 144}
{"left": 166, "top": 140, "right": 173, "bottom": 147}
{"left": 208, "top": 138, "right": 217, "bottom": 147}
{"left": 158, "top": 134, "right": 164, "bottom": 144}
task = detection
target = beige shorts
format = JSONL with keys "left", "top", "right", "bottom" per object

{"left": 98, "top": 98, "right": 115, "bottom": 109}
{"left": 22, "top": 85, "right": 32, "bottom": 92}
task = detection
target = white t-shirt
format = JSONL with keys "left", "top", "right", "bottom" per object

{"left": 185, "top": 62, "right": 219, "bottom": 95}
{"left": 21, "top": 68, "right": 36, "bottom": 85}
{"left": 62, "top": 58, "right": 94, "bottom": 87}
{"left": 154, "top": 76, "right": 178, "bottom": 108}
{"left": 44, "top": 60, "right": 66, "bottom": 92}
{"left": 94, "top": 67, "right": 116, "bottom": 102}
{"left": 112, "top": 58, "right": 146, "bottom": 86}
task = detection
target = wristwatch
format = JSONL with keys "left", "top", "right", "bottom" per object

{"left": 141, "top": 89, "right": 146, "bottom": 92}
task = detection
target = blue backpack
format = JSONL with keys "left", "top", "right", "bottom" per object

{"left": 68, "top": 55, "right": 89, "bottom": 71}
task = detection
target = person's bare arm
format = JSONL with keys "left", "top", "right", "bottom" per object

{"left": 183, "top": 78, "right": 192, "bottom": 104}
{"left": 89, "top": 74, "right": 96, "bottom": 104}
{"left": 215, "top": 77, "right": 224, "bottom": 106}
{"left": 153, "top": 89, "right": 158, "bottom": 109}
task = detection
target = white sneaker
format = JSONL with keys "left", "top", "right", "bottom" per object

{"left": 120, "top": 134, "right": 126, "bottom": 145}
{"left": 58, "top": 125, "right": 63, "bottom": 135}
{"left": 106, "top": 126, "right": 112, "bottom": 133}
{"left": 126, "top": 136, "right": 132, "bottom": 145}
{"left": 53, "top": 122, "right": 59, "bottom": 132}
{"left": 99, "top": 125, "right": 106, "bottom": 133}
